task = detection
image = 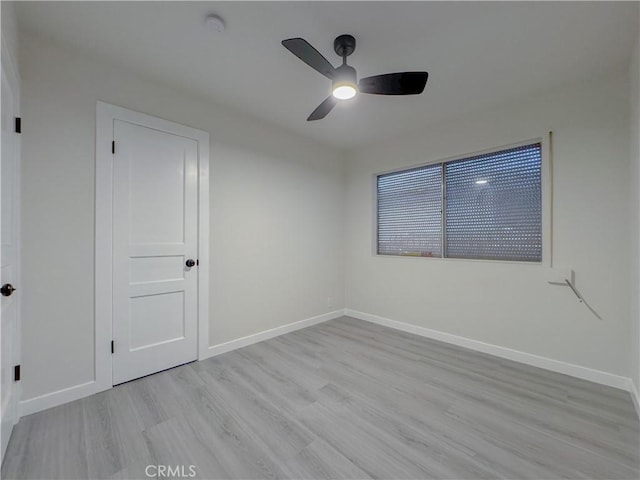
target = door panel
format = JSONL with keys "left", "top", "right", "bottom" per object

{"left": 112, "top": 120, "right": 198, "bottom": 385}
{"left": 1, "top": 65, "right": 19, "bottom": 458}
{"left": 130, "top": 256, "right": 184, "bottom": 283}
{"left": 129, "top": 291, "right": 185, "bottom": 350}
{"left": 129, "top": 146, "right": 186, "bottom": 244}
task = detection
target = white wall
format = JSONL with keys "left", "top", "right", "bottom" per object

{"left": 346, "top": 72, "right": 631, "bottom": 378}
{"left": 19, "top": 33, "right": 345, "bottom": 402}
{"left": 630, "top": 33, "right": 640, "bottom": 404}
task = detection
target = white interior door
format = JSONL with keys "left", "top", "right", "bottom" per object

{"left": 112, "top": 120, "right": 199, "bottom": 385}
{"left": 0, "top": 60, "right": 20, "bottom": 458}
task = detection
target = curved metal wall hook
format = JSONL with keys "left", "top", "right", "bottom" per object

{"left": 564, "top": 278, "right": 603, "bottom": 321}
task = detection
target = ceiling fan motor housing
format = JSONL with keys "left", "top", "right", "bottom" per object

{"left": 333, "top": 64, "right": 357, "bottom": 89}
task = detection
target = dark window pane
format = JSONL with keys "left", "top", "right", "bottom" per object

{"left": 445, "top": 144, "right": 542, "bottom": 261}
{"left": 377, "top": 164, "right": 442, "bottom": 257}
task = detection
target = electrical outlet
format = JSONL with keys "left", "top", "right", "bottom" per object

{"left": 327, "top": 296, "right": 333, "bottom": 308}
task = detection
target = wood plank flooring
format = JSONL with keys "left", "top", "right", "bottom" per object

{"left": 3, "top": 316, "right": 639, "bottom": 479}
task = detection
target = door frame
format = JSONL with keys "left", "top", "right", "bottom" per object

{"left": 95, "top": 101, "right": 209, "bottom": 390}
{"left": 1, "top": 33, "right": 22, "bottom": 461}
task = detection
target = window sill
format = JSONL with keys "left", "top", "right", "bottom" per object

{"left": 373, "top": 253, "right": 546, "bottom": 267}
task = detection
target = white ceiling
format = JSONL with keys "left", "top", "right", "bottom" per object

{"left": 16, "top": 1, "right": 639, "bottom": 150}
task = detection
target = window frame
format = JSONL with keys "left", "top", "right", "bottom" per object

{"left": 373, "top": 137, "right": 551, "bottom": 265}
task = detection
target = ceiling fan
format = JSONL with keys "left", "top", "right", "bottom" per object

{"left": 281, "top": 34, "right": 429, "bottom": 121}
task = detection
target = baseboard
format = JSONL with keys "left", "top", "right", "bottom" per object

{"left": 17, "top": 310, "right": 345, "bottom": 417}
{"left": 629, "top": 379, "right": 640, "bottom": 419}
{"left": 19, "top": 309, "right": 632, "bottom": 418}
{"left": 202, "top": 309, "right": 346, "bottom": 359}
{"left": 19, "top": 380, "right": 107, "bottom": 417}
{"left": 345, "top": 309, "right": 632, "bottom": 391}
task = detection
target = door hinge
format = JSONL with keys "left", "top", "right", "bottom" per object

{"left": 14, "top": 365, "right": 20, "bottom": 382}
{"left": 111, "top": 141, "right": 115, "bottom": 154}
{"left": 111, "top": 340, "right": 115, "bottom": 354}
{"left": 14, "top": 117, "right": 21, "bottom": 134}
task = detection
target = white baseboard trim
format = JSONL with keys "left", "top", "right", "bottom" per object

{"left": 19, "top": 380, "right": 107, "bottom": 417}
{"left": 18, "top": 310, "right": 345, "bottom": 417}
{"left": 19, "top": 309, "right": 633, "bottom": 418}
{"left": 345, "top": 309, "right": 632, "bottom": 391}
{"left": 629, "top": 379, "right": 640, "bottom": 419}
{"left": 202, "top": 309, "right": 346, "bottom": 359}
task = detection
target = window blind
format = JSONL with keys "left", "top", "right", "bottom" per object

{"left": 377, "top": 164, "right": 442, "bottom": 257}
{"left": 444, "top": 143, "right": 542, "bottom": 261}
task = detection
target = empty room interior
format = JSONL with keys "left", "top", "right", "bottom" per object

{"left": 1, "top": 1, "right": 640, "bottom": 479}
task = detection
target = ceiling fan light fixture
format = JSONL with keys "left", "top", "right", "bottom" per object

{"left": 332, "top": 82, "right": 358, "bottom": 100}
{"left": 332, "top": 63, "right": 358, "bottom": 100}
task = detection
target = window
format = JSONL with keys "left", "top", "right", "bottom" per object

{"left": 377, "top": 142, "right": 542, "bottom": 262}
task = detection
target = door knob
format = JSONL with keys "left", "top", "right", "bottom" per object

{"left": 185, "top": 259, "right": 196, "bottom": 268}
{"left": 1, "top": 284, "right": 16, "bottom": 297}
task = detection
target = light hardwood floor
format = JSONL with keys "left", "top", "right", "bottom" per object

{"left": 2, "top": 316, "right": 639, "bottom": 479}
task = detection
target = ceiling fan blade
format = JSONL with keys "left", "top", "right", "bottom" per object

{"left": 307, "top": 96, "right": 337, "bottom": 121}
{"left": 282, "top": 38, "right": 337, "bottom": 80}
{"left": 359, "top": 72, "right": 428, "bottom": 95}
